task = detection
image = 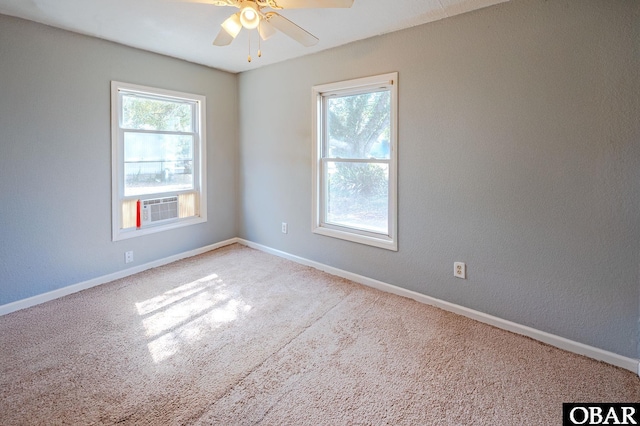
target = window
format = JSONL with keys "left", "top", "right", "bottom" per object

{"left": 312, "top": 73, "right": 398, "bottom": 251}
{"left": 111, "top": 81, "right": 206, "bottom": 241}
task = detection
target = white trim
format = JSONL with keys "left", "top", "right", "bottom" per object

{"left": 0, "top": 238, "right": 239, "bottom": 317}
{"left": 2, "top": 236, "right": 637, "bottom": 375}
{"left": 115, "top": 215, "right": 207, "bottom": 241}
{"left": 237, "top": 239, "right": 639, "bottom": 374}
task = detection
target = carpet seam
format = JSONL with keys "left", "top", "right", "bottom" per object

{"left": 251, "top": 293, "right": 383, "bottom": 425}
{"left": 189, "top": 291, "right": 353, "bottom": 424}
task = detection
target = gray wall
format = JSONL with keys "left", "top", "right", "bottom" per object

{"left": 239, "top": 0, "right": 640, "bottom": 358}
{"left": 0, "top": 15, "right": 239, "bottom": 305}
{"left": 1, "top": 0, "right": 638, "bottom": 361}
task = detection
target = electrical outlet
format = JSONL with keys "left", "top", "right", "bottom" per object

{"left": 454, "top": 262, "right": 466, "bottom": 279}
{"left": 281, "top": 222, "right": 288, "bottom": 234}
{"left": 125, "top": 251, "right": 134, "bottom": 264}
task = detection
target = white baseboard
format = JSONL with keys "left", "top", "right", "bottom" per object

{"left": 238, "top": 239, "right": 640, "bottom": 375}
{"left": 2, "top": 237, "right": 637, "bottom": 375}
{"left": 0, "top": 238, "right": 240, "bottom": 317}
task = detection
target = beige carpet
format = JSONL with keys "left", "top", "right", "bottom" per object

{"left": 1, "top": 244, "right": 638, "bottom": 425}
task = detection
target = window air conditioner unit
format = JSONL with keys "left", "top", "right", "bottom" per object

{"left": 140, "top": 196, "right": 179, "bottom": 226}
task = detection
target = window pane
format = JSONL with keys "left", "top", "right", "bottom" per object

{"left": 124, "top": 132, "right": 194, "bottom": 197}
{"left": 122, "top": 94, "right": 193, "bottom": 132}
{"left": 325, "top": 161, "right": 389, "bottom": 234}
{"left": 124, "top": 132, "right": 193, "bottom": 162}
{"left": 326, "top": 91, "right": 391, "bottom": 159}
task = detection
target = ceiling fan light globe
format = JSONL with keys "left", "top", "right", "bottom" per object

{"left": 240, "top": 3, "right": 260, "bottom": 29}
{"left": 221, "top": 13, "right": 242, "bottom": 38}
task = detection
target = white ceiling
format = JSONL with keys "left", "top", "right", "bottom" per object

{"left": 0, "top": 0, "right": 508, "bottom": 73}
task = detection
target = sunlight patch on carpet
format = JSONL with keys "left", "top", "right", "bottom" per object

{"left": 135, "top": 273, "right": 222, "bottom": 316}
{"left": 136, "top": 273, "right": 253, "bottom": 363}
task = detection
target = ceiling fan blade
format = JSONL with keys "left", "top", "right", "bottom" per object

{"left": 213, "top": 27, "right": 235, "bottom": 46}
{"left": 270, "top": 0, "right": 353, "bottom": 9}
{"left": 265, "top": 12, "right": 318, "bottom": 47}
{"left": 258, "top": 19, "right": 277, "bottom": 41}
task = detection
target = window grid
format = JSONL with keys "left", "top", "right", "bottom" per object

{"left": 111, "top": 81, "right": 207, "bottom": 241}
{"left": 312, "top": 73, "right": 398, "bottom": 251}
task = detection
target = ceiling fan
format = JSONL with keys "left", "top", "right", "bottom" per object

{"left": 205, "top": 0, "right": 354, "bottom": 61}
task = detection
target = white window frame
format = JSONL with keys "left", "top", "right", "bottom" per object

{"left": 111, "top": 81, "right": 207, "bottom": 241}
{"left": 312, "top": 72, "right": 398, "bottom": 251}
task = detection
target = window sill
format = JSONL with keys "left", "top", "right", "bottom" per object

{"left": 313, "top": 224, "right": 397, "bottom": 251}
{"left": 113, "top": 216, "right": 206, "bottom": 241}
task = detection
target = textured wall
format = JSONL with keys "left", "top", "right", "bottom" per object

{"left": 1, "top": 0, "right": 638, "bottom": 360}
{"left": 239, "top": 0, "right": 640, "bottom": 358}
{"left": 0, "top": 15, "right": 239, "bottom": 305}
